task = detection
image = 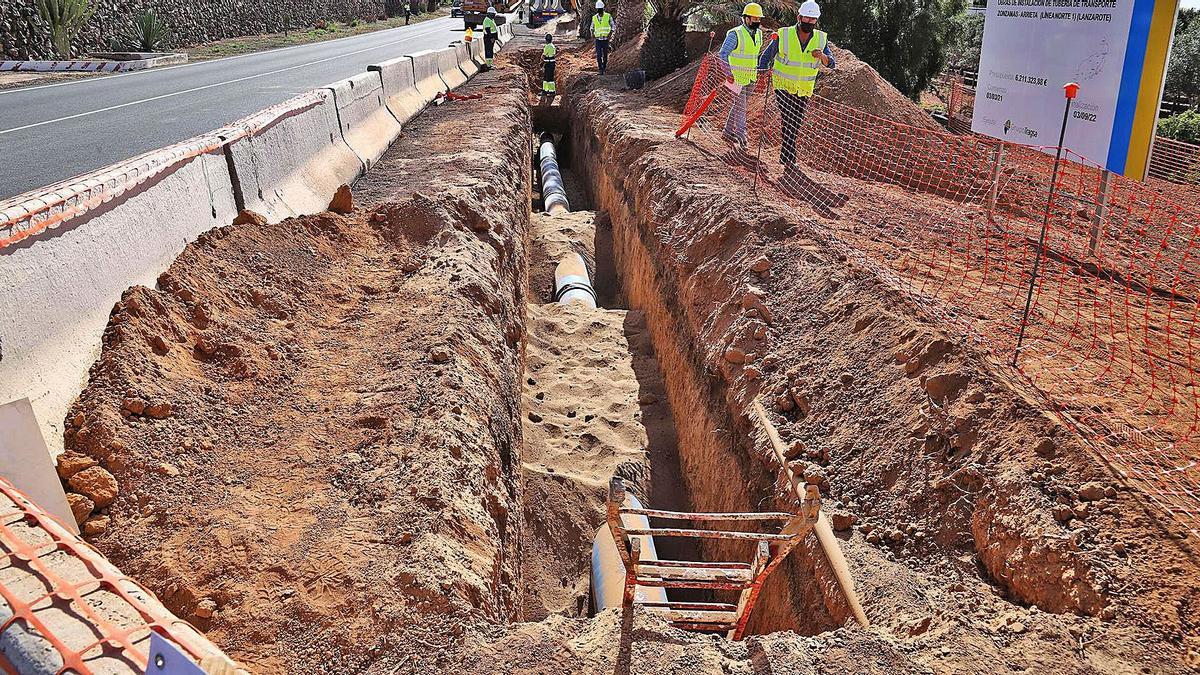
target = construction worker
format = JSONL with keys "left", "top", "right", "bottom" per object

{"left": 719, "top": 3, "right": 764, "bottom": 148}
{"left": 542, "top": 33, "right": 557, "bottom": 98}
{"left": 591, "top": 1, "right": 614, "bottom": 74}
{"left": 483, "top": 6, "right": 500, "bottom": 69}
{"left": 758, "top": 0, "right": 834, "bottom": 167}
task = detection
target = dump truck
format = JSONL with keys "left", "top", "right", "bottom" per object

{"left": 462, "top": 0, "right": 518, "bottom": 28}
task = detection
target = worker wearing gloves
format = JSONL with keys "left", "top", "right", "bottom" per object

{"left": 719, "top": 3, "right": 765, "bottom": 148}
{"left": 542, "top": 34, "right": 557, "bottom": 98}
{"left": 758, "top": 0, "right": 834, "bottom": 166}
{"left": 482, "top": 7, "right": 500, "bottom": 69}
{"left": 591, "top": 1, "right": 614, "bottom": 74}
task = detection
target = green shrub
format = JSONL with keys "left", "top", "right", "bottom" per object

{"left": 35, "top": 0, "right": 96, "bottom": 58}
{"left": 1158, "top": 109, "right": 1200, "bottom": 145}
{"left": 131, "top": 9, "right": 168, "bottom": 51}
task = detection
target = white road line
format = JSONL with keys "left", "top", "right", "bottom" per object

{"left": 0, "top": 27, "right": 453, "bottom": 136}
{"left": 0, "top": 18, "right": 452, "bottom": 98}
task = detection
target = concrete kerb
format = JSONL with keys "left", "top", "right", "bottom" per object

{"left": 408, "top": 49, "right": 451, "bottom": 106}
{"left": 434, "top": 46, "right": 468, "bottom": 90}
{"left": 0, "top": 135, "right": 238, "bottom": 454}
{"left": 455, "top": 42, "right": 479, "bottom": 78}
{"left": 223, "top": 89, "right": 364, "bottom": 223}
{"left": 369, "top": 57, "right": 426, "bottom": 126}
{"left": 322, "top": 70, "right": 403, "bottom": 170}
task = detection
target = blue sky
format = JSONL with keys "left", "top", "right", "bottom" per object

{"left": 1185, "top": 0, "right": 1200, "bottom": 10}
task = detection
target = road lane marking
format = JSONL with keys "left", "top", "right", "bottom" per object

{"left": 0, "top": 19, "right": 452, "bottom": 98}
{"left": 0, "top": 27, "right": 453, "bottom": 136}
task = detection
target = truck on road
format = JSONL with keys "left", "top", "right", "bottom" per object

{"left": 462, "top": 0, "right": 518, "bottom": 28}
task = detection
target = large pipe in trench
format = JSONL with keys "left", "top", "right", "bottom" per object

{"left": 539, "top": 134, "right": 570, "bottom": 216}
{"left": 591, "top": 493, "right": 668, "bottom": 612}
{"left": 554, "top": 252, "right": 597, "bottom": 309}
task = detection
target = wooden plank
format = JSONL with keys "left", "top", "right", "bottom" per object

{"left": 751, "top": 399, "right": 870, "bottom": 630}
{"left": 643, "top": 606, "right": 738, "bottom": 624}
{"left": 634, "top": 577, "right": 751, "bottom": 591}
{"left": 624, "top": 527, "right": 794, "bottom": 542}
{"left": 639, "top": 601, "right": 739, "bottom": 612}
{"left": 670, "top": 622, "right": 735, "bottom": 632}
{"left": 620, "top": 507, "right": 795, "bottom": 521}
{"left": 638, "top": 559, "right": 751, "bottom": 570}
{"left": 636, "top": 564, "right": 751, "bottom": 584}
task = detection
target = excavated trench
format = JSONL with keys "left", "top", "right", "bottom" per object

{"left": 52, "top": 44, "right": 1200, "bottom": 672}
{"left": 519, "top": 108, "right": 838, "bottom": 635}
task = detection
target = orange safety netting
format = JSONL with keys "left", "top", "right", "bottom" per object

{"left": 678, "top": 51, "right": 1200, "bottom": 535}
{"left": 0, "top": 477, "right": 215, "bottom": 673}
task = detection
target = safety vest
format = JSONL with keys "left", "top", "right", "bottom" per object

{"left": 772, "top": 26, "right": 826, "bottom": 96}
{"left": 483, "top": 16, "right": 498, "bottom": 34}
{"left": 592, "top": 12, "right": 613, "bottom": 39}
{"left": 726, "top": 25, "right": 762, "bottom": 87}
{"left": 544, "top": 43, "right": 557, "bottom": 61}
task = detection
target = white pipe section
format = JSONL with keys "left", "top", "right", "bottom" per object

{"left": 538, "top": 136, "right": 570, "bottom": 215}
{"left": 591, "top": 493, "right": 669, "bottom": 613}
{"left": 554, "top": 252, "right": 597, "bottom": 309}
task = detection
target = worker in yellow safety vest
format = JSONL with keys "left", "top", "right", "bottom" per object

{"left": 483, "top": 6, "right": 500, "bottom": 69}
{"left": 542, "top": 34, "right": 557, "bottom": 97}
{"left": 591, "top": 1, "right": 614, "bottom": 74}
{"left": 759, "top": 0, "right": 834, "bottom": 166}
{"left": 720, "top": 3, "right": 764, "bottom": 147}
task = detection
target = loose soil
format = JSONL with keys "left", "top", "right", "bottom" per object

{"left": 52, "top": 25, "right": 1200, "bottom": 675}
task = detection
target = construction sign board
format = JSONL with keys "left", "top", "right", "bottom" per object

{"left": 972, "top": 0, "right": 1180, "bottom": 178}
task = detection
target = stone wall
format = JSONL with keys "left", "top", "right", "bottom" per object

{"left": 2, "top": 0, "right": 437, "bottom": 61}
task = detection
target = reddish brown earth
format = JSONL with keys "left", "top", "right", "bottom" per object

{"left": 52, "top": 29, "right": 1200, "bottom": 675}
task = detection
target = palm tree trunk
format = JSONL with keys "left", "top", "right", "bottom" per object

{"left": 612, "top": 0, "right": 643, "bottom": 45}
{"left": 639, "top": 9, "right": 686, "bottom": 78}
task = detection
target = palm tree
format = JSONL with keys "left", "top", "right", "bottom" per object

{"left": 639, "top": 0, "right": 795, "bottom": 79}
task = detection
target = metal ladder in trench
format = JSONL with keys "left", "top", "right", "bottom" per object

{"left": 604, "top": 476, "right": 821, "bottom": 639}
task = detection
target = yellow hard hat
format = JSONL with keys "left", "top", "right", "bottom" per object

{"left": 742, "top": 2, "right": 764, "bottom": 17}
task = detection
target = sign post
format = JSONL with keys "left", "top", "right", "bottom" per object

{"left": 1015, "top": 83, "right": 1080, "bottom": 367}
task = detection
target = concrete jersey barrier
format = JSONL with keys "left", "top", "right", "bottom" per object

{"left": 469, "top": 37, "right": 485, "bottom": 67}
{"left": 369, "top": 57, "right": 426, "bottom": 126}
{"left": 323, "top": 70, "right": 402, "bottom": 170}
{"left": 0, "top": 135, "right": 238, "bottom": 452}
{"left": 456, "top": 42, "right": 479, "bottom": 78}
{"left": 224, "top": 89, "right": 364, "bottom": 223}
{"left": 408, "top": 49, "right": 450, "bottom": 105}
{"left": 434, "top": 46, "right": 468, "bottom": 91}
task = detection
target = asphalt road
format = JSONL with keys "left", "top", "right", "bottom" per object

{"left": 0, "top": 16, "right": 464, "bottom": 201}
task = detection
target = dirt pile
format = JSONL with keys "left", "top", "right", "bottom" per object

{"left": 59, "top": 71, "right": 532, "bottom": 673}
{"left": 815, "top": 45, "right": 942, "bottom": 131}
{"left": 557, "top": 54, "right": 1200, "bottom": 670}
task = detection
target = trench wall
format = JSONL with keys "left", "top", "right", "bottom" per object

{"left": 566, "top": 90, "right": 848, "bottom": 634}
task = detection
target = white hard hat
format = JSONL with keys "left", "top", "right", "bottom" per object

{"left": 487, "top": 6, "right": 496, "bottom": 12}
{"left": 596, "top": 0, "right": 604, "bottom": 7}
{"left": 799, "top": 0, "right": 821, "bottom": 18}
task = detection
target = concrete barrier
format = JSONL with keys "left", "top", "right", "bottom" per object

{"left": 224, "top": 89, "right": 364, "bottom": 223}
{"left": 324, "top": 70, "right": 402, "bottom": 170}
{"left": 369, "top": 56, "right": 426, "bottom": 126}
{"left": 434, "top": 46, "right": 468, "bottom": 90}
{"left": 469, "top": 37, "right": 485, "bottom": 67}
{"left": 408, "top": 49, "right": 450, "bottom": 104}
{"left": 0, "top": 135, "right": 238, "bottom": 453}
{"left": 456, "top": 42, "right": 479, "bottom": 78}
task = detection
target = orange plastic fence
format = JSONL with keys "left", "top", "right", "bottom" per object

{"left": 680, "top": 51, "right": 1200, "bottom": 535}
{"left": 0, "top": 476, "right": 215, "bottom": 673}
